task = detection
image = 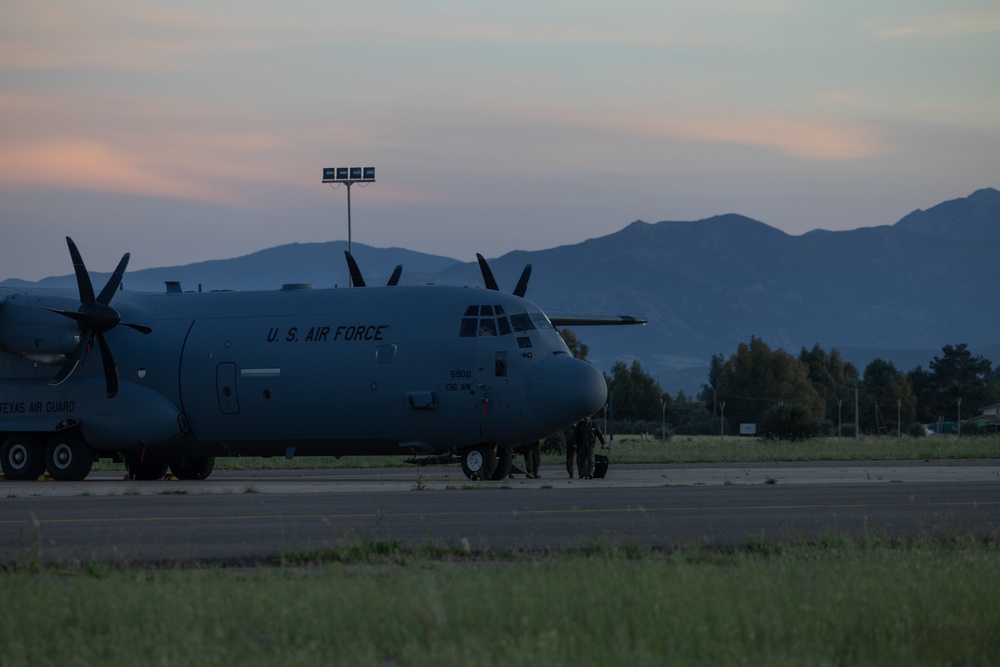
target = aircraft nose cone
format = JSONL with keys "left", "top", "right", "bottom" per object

{"left": 524, "top": 354, "right": 608, "bottom": 434}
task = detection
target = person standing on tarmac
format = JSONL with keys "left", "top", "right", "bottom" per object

{"left": 573, "top": 414, "right": 607, "bottom": 479}
{"left": 522, "top": 439, "right": 542, "bottom": 479}
{"left": 563, "top": 424, "right": 578, "bottom": 478}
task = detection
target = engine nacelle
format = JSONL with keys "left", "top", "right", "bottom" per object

{"left": 0, "top": 291, "right": 81, "bottom": 363}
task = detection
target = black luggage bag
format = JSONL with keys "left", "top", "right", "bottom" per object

{"left": 594, "top": 454, "right": 610, "bottom": 479}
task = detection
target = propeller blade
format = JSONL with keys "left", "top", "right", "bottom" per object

{"left": 476, "top": 253, "right": 500, "bottom": 291}
{"left": 387, "top": 265, "right": 402, "bottom": 287}
{"left": 49, "top": 333, "right": 93, "bottom": 387}
{"left": 38, "top": 305, "right": 87, "bottom": 323}
{"left": 96, "top": 252, "right": 130, "bottom": 304}
{"left": 344, "top": 251, "right": 366, "bottom": 287}
{"left": 513, "top": 264, "right": 532, "bottom": 298}
{"left": 121, "top": 321, "right": 153, "bottom": 335}
{"left": 66, "top": 237, "right": 96, "bottom": 305}
{"left": 96, "top": 333, "right": 119, "bottom": 398}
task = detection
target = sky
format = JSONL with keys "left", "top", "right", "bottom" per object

{"left": 2, "top": 0, "right": 999, "bottom": 281}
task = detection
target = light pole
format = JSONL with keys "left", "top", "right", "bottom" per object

{"left": 661, "top": 399, "right": 666, "bottom": 442}
{"left": 322, "top": 166, "right": 375, "bottom": 277}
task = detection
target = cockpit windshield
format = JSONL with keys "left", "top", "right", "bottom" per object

{"left": 460, "top": 304, "right": 549, "bottom": 338}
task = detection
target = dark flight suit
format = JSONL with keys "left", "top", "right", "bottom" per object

{"left": 563, "top": 425, "right": 578, "bottom": 478}
{"left": 574, "top": 416, "right": 606, "bottom": 479}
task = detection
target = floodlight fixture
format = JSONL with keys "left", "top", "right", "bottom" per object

{"left": 321, "top": 166, "right": 377, "bottom": 282}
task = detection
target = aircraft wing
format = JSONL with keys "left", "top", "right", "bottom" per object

{"left": 547, "top": 312, "right": 647, "bottom": 327}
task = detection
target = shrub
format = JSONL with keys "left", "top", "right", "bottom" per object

{"left": 759, "top": 403, "right": 822, "bottom": 441}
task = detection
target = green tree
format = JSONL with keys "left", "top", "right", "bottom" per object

{"left": 859, "top": 359, "right": 915, "bottom": 435}
{"left": 558, "top": 328, "right": 588, "bottom": 360}
{"left": 906, "top": 365, "right": 936, "bottom": 424}
{"left": 798, "top": 344, "right": 859, "bottom": 425}
{"left": 758, "top": 403, "right": 822, "bottom": 440}
{"left": 604, "top": 359, "right": 666, "bottom": 423}
{"left": 713, "top": 337, "right": 825, "bottom": 431}
{"left": 927, "top": 344, "right": 995, "bottom": 421}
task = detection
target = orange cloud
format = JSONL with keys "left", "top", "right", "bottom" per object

{"left": 0, "top": 139, "right": 230, "bottom": 202}
{"left": 543, "top": 109, "right": 894, "bottom": 160}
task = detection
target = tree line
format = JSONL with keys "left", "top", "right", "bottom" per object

{"left": 562, "top": 330, "right": 1000, "bottom": 439}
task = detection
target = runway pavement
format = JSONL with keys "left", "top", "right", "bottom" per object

{"left": 2, "top": 461, "right": 998, "bottom": 565}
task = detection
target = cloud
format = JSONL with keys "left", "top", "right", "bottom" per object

{"left": 870, "top": 11, "right": 1000, "bottom": 38}
{"left": 0, "top": 139, "right": 230, "bottom": 201}
{"left": 0, "top": 1, "right": 274, "bottom": 70}
{"left": 544, "top": 110, "right": 895, "bottom": 160}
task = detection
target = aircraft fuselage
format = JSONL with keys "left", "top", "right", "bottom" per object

{"left": 0, "top": 283, "right": 608, "bottom": 479}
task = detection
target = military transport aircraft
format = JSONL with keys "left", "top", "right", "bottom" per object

{"left": 0, "top": 238, "right": 644, "bottom": 482}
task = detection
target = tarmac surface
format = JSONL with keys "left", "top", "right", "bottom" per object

{"left": 2, "top": 460, "right": 998, "bottom": 564}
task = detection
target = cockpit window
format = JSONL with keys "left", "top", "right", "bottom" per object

{"left": 530, "top": 312, "right": 553, "bottom": 330}
{"left": 509, "top": 313, "right": 535, "bottom": 333}
{"left": 460, "top": 317, "right": 478, "bottom": 337}
{"left": 460, "top": 305, "right": 539, "bottom": 338}
{"left": 479, "top": 319, "right": 497, "bottom": 336}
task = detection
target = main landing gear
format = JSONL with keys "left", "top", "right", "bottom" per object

{"left": 1, "top": 431, "right": 96, "bottom": 481}
{"left": 124, "top": 456, "right": 215, "bottom": 481}
{"left": 1, "top": 430, "right": 217, "bottom": 482}
{"left": 459, "top": 444, "right": 513, "bottom": 481}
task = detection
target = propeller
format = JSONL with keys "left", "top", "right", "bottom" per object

{"left": 476, "top": 253, "right": 532, "bottom": 297}
{"left": 386, "top": 264, "right": 403, "bottom": 287}
{"left": 344, "top": 251, "right": 367, "bottom": 287}
{"left": 40, "top": 237, "right": 152, "bottom": 398}
{"left": 343, "top": 251, "right": 403, "bottom": 287}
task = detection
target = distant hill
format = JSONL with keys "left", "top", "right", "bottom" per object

{"left": 2, "top": 242, "right": 461, "bottom": 292}
{"left": 5, "top": 188, "right": 998, "bottom": 394}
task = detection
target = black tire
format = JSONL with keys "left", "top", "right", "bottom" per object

{"left": 461, "top": 445, "right": 497, "bottom": 481}
{"left": 45, "top": 431, "right": 94, "bottom": 482}
{"left": 490, "top": 446, "right": 513, "bottom": 480}
{"left": 169, "top": 457, "right": 215, "bottom": 480}
{"left": 1, "top": 433, "right": 47, "bottom": 481}
{"left": 125, "top": 459, "right": 170, "bottom": 481}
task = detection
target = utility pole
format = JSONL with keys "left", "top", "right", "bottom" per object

{"left": 661, "top": 399, "right": 666, "bottom": 442}
{"left": 854, "top": 385, "right": 859, "bottom": 440}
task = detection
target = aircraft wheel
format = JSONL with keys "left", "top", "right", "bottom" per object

{"left": 1, "top": 433, "right": 47, "bottom": 480}
{"left": 125, "top": 459, "right": 170, "bottom": 481}
{"left": 490, "top": 446, "right": 513, "bottom": 480}
{"left": 169, "top": 457, "right": 215, "bottom": 480}
{"left": 45, "top": 431, "right": 94, "bottom": 482}
{"left": 461, "top": 445, "right": 497, "bottom": 481}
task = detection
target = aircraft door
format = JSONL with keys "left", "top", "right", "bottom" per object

{"left": 216, "top": 362, "right": 240, "bottom": 414}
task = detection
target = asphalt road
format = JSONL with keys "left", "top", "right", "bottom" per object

{"left": 2, "top": 461, "right": 998, "bottom": 565}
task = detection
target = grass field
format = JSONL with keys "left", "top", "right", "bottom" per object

{"left": 167, "top": 433, "right": 999, "bottom": 472}
{"left": 1, "top": 538, "right": 997, "bottom": 666}
{"left": 14, "top": 435, "right": 1000, "bottom": 666}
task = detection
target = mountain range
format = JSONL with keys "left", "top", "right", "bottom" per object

{"left": 5, "top": 188, "right": 999, "bottom": 394}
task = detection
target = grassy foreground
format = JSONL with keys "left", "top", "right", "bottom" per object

{"left": 2, "top": 538, "right": 997, "bottom": 667}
